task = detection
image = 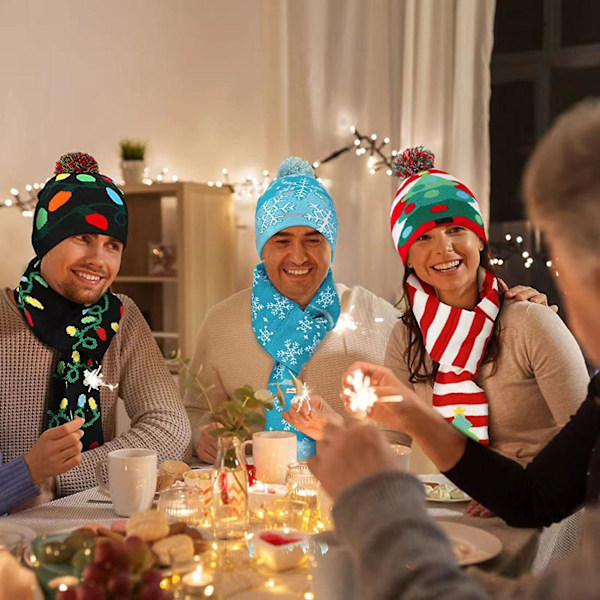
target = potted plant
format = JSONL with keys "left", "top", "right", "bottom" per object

{"left": 119, "top": 139, "right": 147, "bottom": 185}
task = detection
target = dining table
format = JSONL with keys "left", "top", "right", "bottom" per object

{"left": 0, "top": 475, "right": 581, "bottom": 599}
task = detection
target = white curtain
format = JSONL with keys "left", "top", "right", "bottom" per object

{"left": 246, "top": 0, "right": 496, "bottom": 303}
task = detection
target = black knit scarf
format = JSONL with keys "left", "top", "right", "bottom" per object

{"left": 15, "top": 258, "right": 123, "bottom": 450}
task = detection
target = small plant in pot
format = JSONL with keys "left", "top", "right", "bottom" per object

{"left": 119, "top": 139, "right": 147, "bottom": 185}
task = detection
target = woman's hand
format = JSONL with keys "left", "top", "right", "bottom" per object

{"left": 282, "top": 394, "right": 343, "bottom": 440}
{"left": 342, "top": 362, "right": 420, "bottom": 432}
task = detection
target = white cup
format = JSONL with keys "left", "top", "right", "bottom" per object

{"left": 389, "top": 444, "right": 412, "bottom": 471}
{"left": 310, "top": 532, "right": 359, "bottom": 600}
{"left": 241, "top": 431, "right": 297, "bottom": 484}
{"left": 95, "top": 448, "right": 157, "bottom": 516}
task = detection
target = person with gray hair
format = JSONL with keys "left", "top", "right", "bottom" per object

{"left": 309, "top": 99, "right": 600, "bottom": 599}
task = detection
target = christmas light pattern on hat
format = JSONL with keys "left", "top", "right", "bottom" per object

{"left": 32, "top": 151, "right": 128, "bottom": 258}
{"left": 389, "top": 145, "right": 486, "bottom": 265}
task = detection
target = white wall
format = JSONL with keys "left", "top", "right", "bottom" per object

{"left": 0, "top": 0, "right": 268, "bottom": 287}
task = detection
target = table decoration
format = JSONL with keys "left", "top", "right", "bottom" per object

{"left": 181, "top": 563, "right": 215, "bottom": 597}
{"left": 158, "top": 486, "right": 206, "bottom": 527}
{"left": 254, "top": 530, "right": 309, "bottom": 572}
{"left": 248, "top": 482, "right": 288, "bottom": 513}
{"left": 265, "top": 499, "right": 312, "bottom": 532}
{"left": 286, "top": 462, "right": 319, "bottom": 511}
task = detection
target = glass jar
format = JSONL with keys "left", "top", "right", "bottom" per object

{"left": 212, "top": 434, "right": 248, "bottom": 540}
{"left": 157, "top": 486, "right": 204, "bottom": 526}
{"left": 285, "top": 461, "right": 319, "bottom": 510}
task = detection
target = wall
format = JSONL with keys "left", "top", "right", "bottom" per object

{"left": 0, "top": 0, "right": 268, "bottom": 287}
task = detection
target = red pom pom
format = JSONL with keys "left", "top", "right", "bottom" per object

{"left": 54, "top": 152, "right": 100, "bottom": 175}
{"left": 392, "top": 145, "right": 435, "bottom": 179}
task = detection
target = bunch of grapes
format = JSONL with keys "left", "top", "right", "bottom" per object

{"left": 56, "top": 537, "right": 173, "bottom": 600}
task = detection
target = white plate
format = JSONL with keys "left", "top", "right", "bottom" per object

{"left": 426, "top": 495, "right": 471, "bottom": 504}
{"left": 0, "top": 521, "right": 37, "bottom": 544}
{"left": 418, "top": 474, "right": 471, "bottom": 503}
{"left": 438, "top": 521, "right": 502, "bottom": 566}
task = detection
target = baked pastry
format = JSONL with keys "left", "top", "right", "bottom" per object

{"left": 126, "top": 510, "right": 170, "bottom": 542}
{"left": 159, "top": 460, "right": 190, "bottom": 481}
{"left": 151, "top": 534, "right": 194, "bottom": 566}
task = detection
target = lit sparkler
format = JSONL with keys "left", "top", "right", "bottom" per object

{"left": 343, "top": 369, "right": 378, "bottom": 418}
{"left": 83, "top": 366, "right": 119, "bottom": 393}
{"left": 290, "top": 375, "right": 312, "bottom": 413}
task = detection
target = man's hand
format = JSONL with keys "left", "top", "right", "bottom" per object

{"left": 307, "top": 420, "right": 398, "bottom": 501}
{"left": 282, "top": 394, "right": 343, "bottom": 440}
{"left": 500, "top": 280, "right": 558, "bottom": 313}
{"left": 196, "top": 422, "right": 222, "bottom": 463}
{"left": 24, "top": 417, "right": 84, "bottom": 485}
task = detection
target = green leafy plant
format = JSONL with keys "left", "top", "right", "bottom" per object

{"left": 173, "top": 352, "right": 283, "bottom": 441}
{"left": 119, "top": 139, "right": 147, "bottom": 161}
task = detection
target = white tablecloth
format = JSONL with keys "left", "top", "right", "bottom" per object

{"left": 1, "top": 484, "right": 580, "bottom": 598}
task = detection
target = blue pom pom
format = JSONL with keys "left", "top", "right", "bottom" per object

{"left": 276, "top": 157, "right": 315, "bottom": 179}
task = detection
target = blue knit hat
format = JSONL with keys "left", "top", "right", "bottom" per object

{"left": 255, "top": 157, "right": 338, "bottom": 258}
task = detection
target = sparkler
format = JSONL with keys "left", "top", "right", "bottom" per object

{"left": 83, "top": 366, "right": 119, "bottom": 393}
{"left": 290, "top": 375, "right": 312, "bottom": 413}
{"left": 343, "top": 369, "right": 378, "bottom": 418}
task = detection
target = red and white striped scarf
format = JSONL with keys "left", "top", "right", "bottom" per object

{"left": 406, "top": 268, "right": 500, "bottom": 445}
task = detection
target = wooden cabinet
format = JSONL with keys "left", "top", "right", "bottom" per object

{"left": 112, "top": 182, "right": 236, "bottom": 359}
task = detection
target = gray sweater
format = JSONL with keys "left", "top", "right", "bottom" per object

{"left": 334, "top": 471, "right": 600, "bottom": 600}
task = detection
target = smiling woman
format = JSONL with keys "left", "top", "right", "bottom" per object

{"left": 373, "top": 146, "right": 589, "bottom": 472}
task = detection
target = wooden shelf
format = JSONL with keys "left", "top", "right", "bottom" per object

{"left": 114, "top": 181, "right": 236, "bottom": 357}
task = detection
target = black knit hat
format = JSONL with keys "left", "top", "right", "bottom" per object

{"left": 32, "top": 152, "right": 128, "bottom": 257}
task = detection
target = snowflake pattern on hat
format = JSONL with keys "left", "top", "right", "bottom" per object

{"left": 255, "top": 157, "right": 338, "bottom": 259}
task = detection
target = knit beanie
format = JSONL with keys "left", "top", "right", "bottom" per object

{"left": 32, "top": 152, "right": 128, "bottom": 258}
{"left": 390, "top": 146, "right": 486, "bottom": 265}
{"left": 255, "top": 157, "right": 338, "bottom": 259}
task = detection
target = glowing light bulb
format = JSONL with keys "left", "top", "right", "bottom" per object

{"left": 208, "top": 181, "right": 214, "bottom": 187}
{"left": 10, "top": 188, "right": 18, "bottom": 196}
{"left": 383, "top": 137, "right": 390, "bottom": 144}
{"left": 4, "top": 199, "right": 13, "bottom": 207}
{"left": 25, "top": 184, "right": 32, "bottom": 192}
{"left": 312, "top": 161, "right": 320, "bottom": 169}
{"left": 505, "top": 234, "right": 512, "bottom": 241}
{"left": 370, "top": 133, "right": 377, "bottom": 141}
{"left": 516, "top": 235, "right": 523, "bottom": 244}
{"left": 386, "top": 169, "right": 393, "bottom": 176}
{"left": 350, "top": 125, "right": 356, "bottom": 134}
{"left": 222, "top": 168, "right": 228, "bottom": 175}
{"left": 522, "top": 251, "right": 529, "bottom": 258}
{"left": 546, "top": 260, "right": 552, "bottom": 267}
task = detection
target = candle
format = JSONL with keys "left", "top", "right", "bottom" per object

{"left": 182, "top": 565, "right": 214, "bottom": 596}
{"left": 248, "top": 482, "right": 288, "bottom": 512}
{"left": 48, "top": 576, "right": 80, "bottom": 590}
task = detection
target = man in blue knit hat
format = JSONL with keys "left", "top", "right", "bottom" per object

{"left": 184, "top": 157, "right": 552, "bottom": 463}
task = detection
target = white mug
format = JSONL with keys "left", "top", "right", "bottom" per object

{"left": 310, "top": 532, "right": 359, "bottom": 600}
{"left": 95, "top": 448, "right": 157, "bottom": 516}
{"left": 389, "top": 444, "right": 412, "bottom": 471}
{"left": 241, "top": 431, "right": 297, "bottom": 484}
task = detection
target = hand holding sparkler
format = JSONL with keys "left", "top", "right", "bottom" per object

{"left": 282, "top": 375, "right": 343, "bottom": 441}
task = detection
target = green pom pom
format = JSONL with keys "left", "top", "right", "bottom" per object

{"left": 276, "top": 157, "right": 315, "bottom": 179}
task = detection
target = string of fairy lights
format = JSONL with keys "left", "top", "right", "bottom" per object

{"left": 1, "top": 126, "right": 555, "bottom": 274}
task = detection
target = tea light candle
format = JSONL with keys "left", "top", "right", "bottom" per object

{"left": 48, "top": 576, "right": 80, "bottom": 590}
{"left": 248, "top": 482, "right": 288, "bottom": 512}
{"left": 182, "top": 565, "right": 213, "bottom": 595}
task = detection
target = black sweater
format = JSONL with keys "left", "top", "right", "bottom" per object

{"left": 444, "top": 376, "right": 600, "bottom": 527}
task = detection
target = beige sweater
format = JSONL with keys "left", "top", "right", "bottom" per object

{"left": 184, "top": 284, "right": 401, "bottom": 452}
{"left": 0, "top": 288, "right": 191, "bottom": 497}
{"left": 385, "top": 300, "right": 589, "bottom": 463}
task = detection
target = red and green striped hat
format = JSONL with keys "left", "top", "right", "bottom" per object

{"left": 389, "top": 146, "right": 486, "bottom": 265}
{"left": 32, "top": 152, "right": 128, "bottom": 258}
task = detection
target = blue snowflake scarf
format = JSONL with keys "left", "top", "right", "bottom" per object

{"left": 251, "top": 263, "right": 340, "bottom": 459}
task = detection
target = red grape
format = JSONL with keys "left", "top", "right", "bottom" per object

{"left": 75, "top": 583, "right": 106, "bottom": 600}
{"left": 82, "top": 562, "right": 109, "bottom": 585}
{"left": 141, "top": 568, "right": 163, "bottom": 587}
{"left": 107, "top": 572, "right": 133, "bottom": 596}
